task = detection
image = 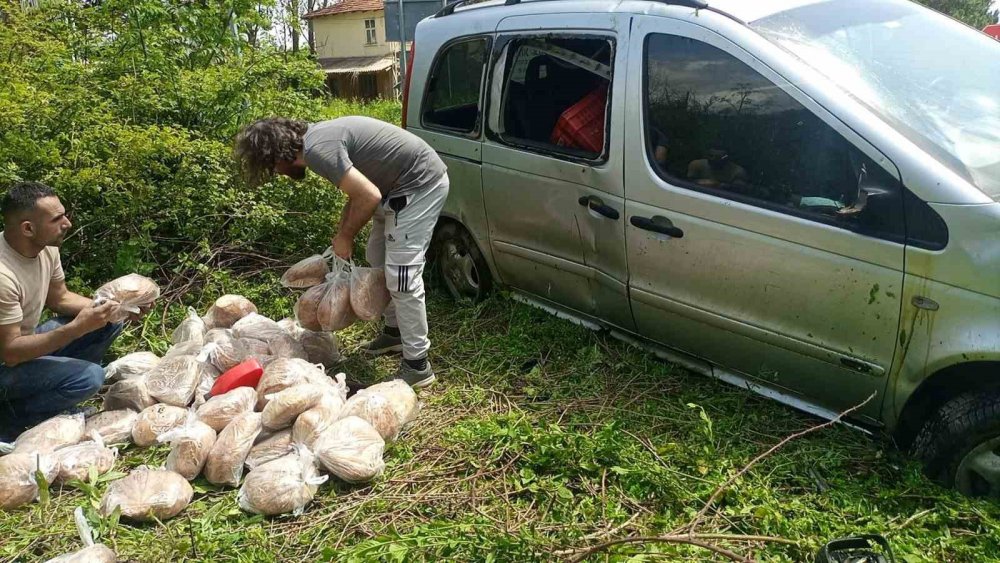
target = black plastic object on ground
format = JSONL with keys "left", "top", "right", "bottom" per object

{"left": 816, "top": 535, "right": 895, "bottom": 563}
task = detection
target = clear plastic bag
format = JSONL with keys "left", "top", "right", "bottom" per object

{"left": 93, "top": 274, "right": 160, "bottom": 323}
{"left": 281, "top": 248, "right": 332, "bottom": 289}
{"left": 145, "top": 355, "right": 205, "bottom": 407}
{"left": 278, "top": 319, "right": 341, "bottom": 368}
{"left": 314, "top": 416, "right": 385, "bottom": 484}
{"left": 43, "top": 508, "right": 117, "bottom": 562}
{"left": 172, "top": 307, "right": 206, "bottom": 346}
{"left": 357, "top": 380, "right": 420, "bottom": 426}
{"left": 246, "top": 429, "right": 293, "bottom": 470}
{"left": 85, "top": 409, "right": 139, "bottom": 445}
{"left": 100, "top": 466, "right": 193, "bottom": 522}
{"left": 132, "top": 404, "right": 188, "bottom": 447}
{"left": 158, "top": 413, "right": 217, "bottom": 481}
{"left": 317, "top": 259, "right": 357, "bottom": 332}
{"left": 0, "top": 452, "right": 59, "bottom": 510}
{"left": 196, "top": 387, "right": 257, "bottom": 432}
{"left": 103, "top": 377, "right": 156, "bottom": 413}
{"left": 204, "top": 412, "right": 263, "bottom": 487}
{"left": 293, "top": 282, "right": 327, "bottom": 331}
{"left": 268, "top": 333, "right": 308, "bottom": 360}
{"left": 238, "top": 444, "right": 328, "bottom": 516}
{"left": 204, "top": 328, "right": 233, "bottom": 345}
{"left": 9, "top": 413, "right": 85, "bottom": 455}
{"left": 291, "top": 393, "right": 344, "bottom": 449}
{"left": 162, "top": 339, "right": 205, "bottom": 360}
{"left": 104, "top": 351, "right": 160, "bottom": 383}
{"left": 203, "top": 294, "right": 257, "bottom": 329}
{"left": 343, "top": 393, "right": 402, "bottom": 442}
{"left": 261, "top": 384, "right": 328, "bottom": 431}
{"left": 255, "top": 358, "right": 332, "bottom": 411}
{"left": 52, "top": 433, "right": 118, "bottom": 484}
{"left": 350, "top": 266, "right": 390, "bottom": 322}
{"left": 231, "top": 313, "right": 285, "bottom": 342}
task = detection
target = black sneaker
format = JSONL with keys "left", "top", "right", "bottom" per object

{"left": 360, "top": 332, "right": 404, "bottom": 357}
{"left": 395, "top": 360, "right": 436, "bottom": 388}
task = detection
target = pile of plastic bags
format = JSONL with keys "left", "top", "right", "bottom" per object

{"left": 0, "top": 291, "right": 423, "bottom": 534}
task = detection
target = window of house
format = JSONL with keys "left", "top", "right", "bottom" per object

{"left": 643, "top": 33, "right": 904, "bottom": 240}
{"left": 422, "top": 37, "right": 489, "bottom": 134}
{"left": 364, "top": 19, "right": 377, "bottom": 45}
{"left": 494, "top": 35, "right": 614, "bottom": 161}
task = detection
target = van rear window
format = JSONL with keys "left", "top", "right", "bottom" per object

{"left": 422, "top": 38, "right": 490, "bottom": 135}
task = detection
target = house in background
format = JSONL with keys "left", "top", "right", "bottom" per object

{"left": 305, "top": 0, "right": 403, "bottom": 99}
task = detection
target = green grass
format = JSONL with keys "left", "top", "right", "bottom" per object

{"left": 2, "top": 284, "right": 999, "bottom": 562}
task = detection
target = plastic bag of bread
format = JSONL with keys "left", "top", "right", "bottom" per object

{"left": 238, "top": 444, "right": 328, "bottom": 516}
{"left": 0, "top": 452, "right": 59, "bottom": 510}
{"left": 196, "top": 387, "right": 256, "bottom": 432}
{"left": 240, "top": 337, "right": 271, "bottom": 359}
{"left": 255, "top": 358, "right": 330, "bottom": 410}
{"left": 350, "top": 266, "right": 390, "bottom": 321}
{"left": 104, "top": 351, "right": 160, "bottom": 383}
{"left": 267, "top": 333, "right": 308, "bottom": 360}
{"left": 44, "top": 507, "right": 118, "bottom": 563}
{"left": 204, "top": 328, "right": 233, "bottom": 345}
{"left": 158, "top": 414, "right": 217, "bottom": 481}
{"left": 10, "top": 413, "right": 85, "bottom": 455}
{"left": 203, "top": 294, "right": 257, "bottom": 329}
{"left": 292, "top": 393, "right": 344, "bottom": 449}
{"left": 232, "top": 313, "right": 284, "bottom": 343}
{"left": 317, "top": 262, "right": 356, "bottom": 331}
{"left": 313, "top": 416, "right": 385, "bottom": 483}
{"left": 85, "top": 409, "right": 138, "bottom": 445}
{"left": 204, "top": 412, "right": 262, "bottom": 487}
{"left": 93, "top": 274, "right": 159, "bottom": 322}
{"left": 145, "top": 355, "right": 204, "bottom": 407}
{"left": 191, "top": 369, "right": 217, "bottom": 409}
{"left": 103, "top": 377, "right": 156, "bottom": 413}
{"left": 261, "top": 384, "right": 328, "bottom": 431}
{"left": 245, "top": 429, "right": 293, "bottom": 470}
{"left": 357, "top": 380, "right": 420, "bottom": 426}
{"left": 52, "top": 433, "right": 117, "bottom": 484}
{"left": 281, "top": 248, "right": 332, "bottom": 289}
{"left": 343, "top": 392, "right": 402, "bottom": 442}
{"left": 293, "top": 282, "right": 327, "bottom": 331}
{"left": 100, "top": 466, "right": 193, "bottom": 522}
{"left": 203, "top": 338, "right": 245, "bottom": 372}
{"left": 131, "top": 404, "right": 188, "bottom": 447}
{"left": 172, "top": 307, "right": 206, "bottom": 346}
{"left": 278, "top": 319, "right": 341, "bottom": 368}
{"left": 162, "top": 339, "right": 204, "bottom": 360}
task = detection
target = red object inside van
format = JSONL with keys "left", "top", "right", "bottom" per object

{"left": 550, "top": 83, "right": 609, "bottom": 154}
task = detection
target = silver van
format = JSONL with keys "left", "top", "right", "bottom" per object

{"left": 403, "top": 0, "right": 1000, "bottom": 496}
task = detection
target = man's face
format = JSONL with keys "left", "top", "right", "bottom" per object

{"left": 274, "top": 158, "right": 307, "bottom": 181}
{"left": 25, "top": 196, "right": 72, "bottom": 247}
{"left": 707, "top": 149, "right": 728, "bottom": 171}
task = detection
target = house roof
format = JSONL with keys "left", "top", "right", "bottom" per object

{"left": 317, "top": 54, "right": 396, "bottom": 74}
{"left": 303, "top": 0, "right": 384, "bottom": 19}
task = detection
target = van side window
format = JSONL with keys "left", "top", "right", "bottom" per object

{"left": 423, "top": 37, "right": 489, "bottom": 134}
{"left": 644, "top": 34, "right": 905, "bottom": 241}
{"left": 495, "top": 36, "right": 614, "bottom": 161}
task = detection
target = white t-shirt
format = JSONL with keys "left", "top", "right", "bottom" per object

{"left": 0, "top": 233, "right": 65, "bottom": 335}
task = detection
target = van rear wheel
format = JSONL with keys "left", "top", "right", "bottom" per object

{"left": 911, "top": 389, "right": 1000, "bottom": 498}
{"left": 431, "top": 223, "right": 491, "bottom": 302}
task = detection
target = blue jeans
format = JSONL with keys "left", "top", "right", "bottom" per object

{"left": 0, "top": 317, "right": 123, "bottom": 435}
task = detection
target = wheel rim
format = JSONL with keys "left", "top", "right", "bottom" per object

{"left": 440, "top": 239, "right": 481, "bottom": 300}
{"left": 956, "top": 437, "right": 1000, "bottom": 498}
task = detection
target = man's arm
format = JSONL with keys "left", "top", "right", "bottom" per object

{"left": 0, "top": 302, "right": 116, "bottom": 366}
{"left": 45, "top": 279, "right": 93, "bottom": 318}
{"left": 331, "top": 167, "right": 382, "bottom": 259}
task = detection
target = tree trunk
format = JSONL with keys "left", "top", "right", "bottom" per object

{"left": 290, "top": 0, "right": 300, "bottom": 53}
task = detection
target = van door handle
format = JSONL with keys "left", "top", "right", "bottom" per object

{"left": 630, "top": 215, "right": 684, "bottom": 238}
{"left": 578, "top": 196, "right": 620, "bottom": 220}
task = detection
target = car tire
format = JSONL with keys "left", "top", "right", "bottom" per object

{"left": 430, "top": 223, "right": 492, "bottom": 302}
{"left": 911, "top": 388, "right": 1000, "bottom": 498}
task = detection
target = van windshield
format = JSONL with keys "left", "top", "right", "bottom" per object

{"left": 754, "top": 0, "right": 1000, "bottom": 200}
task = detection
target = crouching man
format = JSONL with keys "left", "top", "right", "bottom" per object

{"left": 0, "top": 182, "right": 126, "bottom": 440}
{"left": 235, "top": 116, "right": 448, "bottom": 388}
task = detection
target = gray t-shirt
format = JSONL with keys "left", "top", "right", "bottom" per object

{"left": 303, "top": 116, "right": 447, "bottom": 198}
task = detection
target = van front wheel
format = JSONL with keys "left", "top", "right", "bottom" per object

{"left": 431, "top": 223, "right": 492, "bottom": 302}
{"left": 911, "top": 389, "right": 1000, "bottom": 498}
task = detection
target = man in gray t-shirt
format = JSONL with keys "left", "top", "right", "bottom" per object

{"left": 235, "top": 116, "right": 449, "bottom": 388}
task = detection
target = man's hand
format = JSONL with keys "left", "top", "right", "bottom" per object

{"left": 72, "top": 301, "right": 117, "bottom": 335}
{"left": 332, "top": 232, "right": 353, "bottom": 260}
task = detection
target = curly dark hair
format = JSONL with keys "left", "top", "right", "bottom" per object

{"left": 234, "top": 117, "right": 309, "bottom": 187}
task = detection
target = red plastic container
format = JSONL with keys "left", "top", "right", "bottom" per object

{"left": 550, "top": 83, "right": 609, "bottom": 154}
{"left": 209, "top": 359, "right": 263, "bottom": 398}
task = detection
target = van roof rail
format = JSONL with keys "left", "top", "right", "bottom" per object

{"left": 435, "top": 0, "right": 739, "bottom": 22}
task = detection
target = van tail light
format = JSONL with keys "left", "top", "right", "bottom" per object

{"left": 401, "top": 41, "right": 416, "bottom": 129}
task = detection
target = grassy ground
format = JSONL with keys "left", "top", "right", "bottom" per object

{"left": 2, "top": 282, "right": 1000, "bottom": 562}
